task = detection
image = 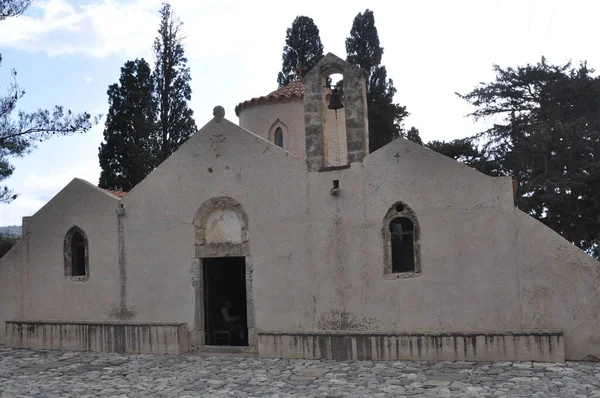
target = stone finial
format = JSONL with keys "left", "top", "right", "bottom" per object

{"left": 213, "top": 106, "right": 225, "bottom": 122}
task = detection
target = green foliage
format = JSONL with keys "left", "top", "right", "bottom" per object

{"left": 0, "top": 232, "right": 19, "bottom": 258}
{"left": 457, "top": 57, "right": 600, "bottom": 258}
{"left": 407, "top": 126, "right": 501, "bottom": 176}
{"left": 153, "top": 2, "right": 196, "bottom": 162}
{"left": 345, "top": 9, "right": 382, "bottom": 76}
{"left": 0, "top": 1, "right": 99, "bottom": 203}
{"left": 406, "top": 127, "right": 423, "bottom": 145}
{"left": 277, "top": 16, "right": 324, "bottom": 88}
{"left": 98, "top": 59, "right": 157, "bottom": 191}
{"left": 0, "top": 225, "right": 20, "bottom": 235}
{"left": 345, "top": 9, "right": 408, "bottom": 153}
{"left": 98, "top": 2, "right": 196, "bottom": 191}
{"left": 0, "top": 0, "right": 31, "bottom": 20}
{"left": 425, "top": 139, "right": 500, "bottom": 177}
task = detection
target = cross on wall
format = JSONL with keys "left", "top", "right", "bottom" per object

{"left": 394, "top": 153, "right": 401, "bottom": 164}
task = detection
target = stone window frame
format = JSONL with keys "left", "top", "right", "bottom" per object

{"left": 268, "top": 119, "right": 287, "bottom": 149}
{"left": 382, "top": 202, "right": 421, "bottom": 279}
{"left": 193, "top": 197, "right": 250, "bottom": 258}
{"left": 63, "top": 225, "right": 89, "bottom": 282}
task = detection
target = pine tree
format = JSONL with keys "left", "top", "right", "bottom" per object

{"left": 458, "top": 58, "right": 600, "bottom": 258}
{"left": 0, "top": 0, "right": 97, "bottom": 203}
{"left": 346, "top": 9, "right": 408, "bottom": 153}
{"left": 277, "top": 16, "right": 325, "bottom": 87}
{"left": 98, "top": 59, "right": 157, "bottom": 191}
{"left": 153, "top": 2, "right": 196, "bottom": 162}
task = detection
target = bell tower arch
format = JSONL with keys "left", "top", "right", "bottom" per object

{"left": 303, "top": 53, "right": 369, "bottom": 171}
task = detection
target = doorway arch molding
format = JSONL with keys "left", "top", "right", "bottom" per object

{"left": 191, "top": 197, "right": 255, "bottom": 348}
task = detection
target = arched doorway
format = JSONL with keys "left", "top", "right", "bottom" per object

{"left": 192, "top": 197, "right": 255, "bottom": 348}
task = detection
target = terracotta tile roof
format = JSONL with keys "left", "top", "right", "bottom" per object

{"left": 103, "top": 189, "right": 127, "bottom": 198}
{"left": 235, "top": 80, "right": 305, "bottom": 116}
{"left": 235, "top": 80, "right": 335, "bottom": 116}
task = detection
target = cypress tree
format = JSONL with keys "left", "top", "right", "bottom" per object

{"left": 346, "top": 9, "right": 408, "bottom": 153}
{"left": 98, "top": 2, "right": 196, "bottom": 190}
{"left": 277, "top": 16, "right": 325, "bottom": 87}
{"left": 153, "top": 2, "right": 197, "bottom": 162}
{"left": 98, "top": 59, "right": 157, "bottom": 191}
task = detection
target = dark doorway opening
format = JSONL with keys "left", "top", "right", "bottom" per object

{"left": 203, "top": 257, "right": 248, "bottom": 346}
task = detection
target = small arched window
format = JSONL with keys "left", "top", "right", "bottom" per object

{"left": 273, "top": 127, "right": 283, "bottom": 148}
{"left": 390, "top": 217, "right": 414, "bottom": 273}
{"left": 383, "top": 203, "right": 420, "bottom": 279}
{"left": 274, "top": 127, "right": 284, "bottom": 148}
{"left": 64, "top": 226, "right": 89, "bottom": 281}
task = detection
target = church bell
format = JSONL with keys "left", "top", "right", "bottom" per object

{"left": 327, "top": 88, "right": 344, "bottom": 111}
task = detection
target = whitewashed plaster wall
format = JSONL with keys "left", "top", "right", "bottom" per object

{"left": 0, "top": 179, "right": 121, "bottom": 343}
{"left": 1, "top": 116, "right": 599, "bottom": 360}
{"left": 238, "top": 99, "right": 347, "bottom": 166}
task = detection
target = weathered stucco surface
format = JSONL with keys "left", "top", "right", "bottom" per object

{"left": 1, "top": 54, "right": 599, "bottom": 361}
{"left": 237, "top": 86, "right": 348, "bottom": 166}
{"left": 2, "top": 116, "right": 597, "bottom": 360}
{"left": 238, "top": 101, "right": 307, "bottom": 156}
{"left": 0, "top": 179, "right": 121, "bottom": 343}
{"left": 6, "top": 320, "right": 189, "bottom": 354}
{"left": 258, "top": 330, "right": 564, "bottom": 362}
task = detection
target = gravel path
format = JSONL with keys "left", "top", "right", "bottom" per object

{"left": 2, "top": 345, "right": 600, "bottom": 397}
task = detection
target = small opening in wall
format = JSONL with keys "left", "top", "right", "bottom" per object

{"left": 208, "top": 167, "right": 213, "bottom": 173}
{"left": 395, "top": 204, "right": 404, "bottom": 213}
{"left": 333, "top": 180, "right": 340, "bottom": 190}
{"left": 390, "top": 217, "right": 415, "bottom": 273}
{"left": 71, "top": 232, "right": 86, "bottom": 277}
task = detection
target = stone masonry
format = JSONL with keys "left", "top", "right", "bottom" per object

{"left": 303, "top": 53, "right": 369, "bottom": 171}
{"left": 2, "top": 346, "right": 600, "bottom": 397}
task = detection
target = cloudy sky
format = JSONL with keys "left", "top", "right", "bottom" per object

{"left": 1, "top": 0, "right": 598, "bottom": 225}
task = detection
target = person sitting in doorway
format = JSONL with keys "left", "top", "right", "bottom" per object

{"left": 221, "top": 299, "right": 245, "bottom": 343}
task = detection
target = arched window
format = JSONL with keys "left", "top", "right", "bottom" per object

{"left": 390, "top": 217, "right": 414, "bottom": 273}
{"left": 64, "top": 226, "right": 89, "bottom": 280}
{"left": 382, "top": 203, "right": 420, "bottom": 279}
{"left": 274, "top": 127, "right": 284, "bottom": 148}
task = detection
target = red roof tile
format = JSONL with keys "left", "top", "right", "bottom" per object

{"left": 235, "top": 80, "right": 305, "bottom": 116}
{"left": 104, "top": 189, "right": 127, "bottom": 198}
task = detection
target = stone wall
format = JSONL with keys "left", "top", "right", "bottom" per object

{"left": 303, "top": 53, "right": 368, "bottom": 171}
{"left": 258, "top": 330, "right": 564, "bottom": 362}
{"left": 6, "top": 321, "right": 189, "bottom": 355}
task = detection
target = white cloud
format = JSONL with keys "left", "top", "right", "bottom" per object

{"left": 0, "top": 164, "right": 101, "bottom": 225}
{"left": 23, "top": 165, "right": 99, "bottom": 193}
{"left": 0, "top": 0, "right": 281, "bottom": 59}
{"left": 0, "top": 196, "right": 46, "bottom": 225}
{"left": 0, "top": 0, "right": 160, "bottom": 58}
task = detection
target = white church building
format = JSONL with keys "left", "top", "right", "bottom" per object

{"left": 1, "top": 54, "right": 599, "bottom": 362}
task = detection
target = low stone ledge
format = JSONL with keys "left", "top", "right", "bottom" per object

{"left": 258, "top": 330, "right": 564, "bottom": 362}
{"left": 6, "top": 320, "right": 190, "bottom": 355}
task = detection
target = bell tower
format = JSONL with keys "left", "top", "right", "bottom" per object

{"left": 303, "top": 53, "right": 369, "bottom": 171}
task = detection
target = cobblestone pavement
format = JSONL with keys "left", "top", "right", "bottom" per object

{"left": 2, "top": 346, "right": 600, "bottom": 397}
